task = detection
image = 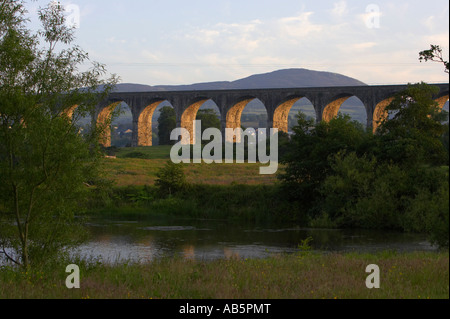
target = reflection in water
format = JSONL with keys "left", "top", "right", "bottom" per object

{"left": 183, "top": 245, "right": 195, "bottom": 260}
{"left": 224, "top": 247, "right": 240, "bottom": 260}
{"left": 73, "top": 217, "right": 437, "bottom": 264}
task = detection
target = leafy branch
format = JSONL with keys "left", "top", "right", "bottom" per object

{"left": 419, "top": 44, "right": 449, "bottom": 74}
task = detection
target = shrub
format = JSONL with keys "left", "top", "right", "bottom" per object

{"left": 155, "top": 161, "right": 187, "bottom": 197}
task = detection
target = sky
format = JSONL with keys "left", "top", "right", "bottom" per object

{"left": 24, "top": 0, "right": 449, "bottom": 86}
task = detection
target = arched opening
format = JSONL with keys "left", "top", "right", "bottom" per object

{"left": 180, "top": 98, "right": 217, "bottom": 144}
{"left": 323, "top": 95, "right": 368, "bottom": 126}
{"left": 288, "top": 98, "right": 316, "bottom": 133}
{"left": 241, "top": 99, "right": 268, "bottom": 130}
{"left": 274, "top": 97, "right": 316, "bottom": 134}
{"left": 339, "top": 97, "right": 368, "bottom": 126}
{"left": 111, "top": 102, "right": 133, "bottom": 148}
{"left": 196, "top": 100, "right": 221, "bottom": 139}
{"left": 97, "top": 101, "right": 132, "bottom": 148}
{"left": 152, "top": 102, "right": 175, "bottom": 146}
{"left": 226, "top": 98, "right": 267, "bottom": 143}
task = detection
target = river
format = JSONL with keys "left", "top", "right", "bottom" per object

{"left": 71, "top": 216, "right": 437, "bottom": 264}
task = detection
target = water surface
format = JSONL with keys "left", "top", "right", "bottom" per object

{"left": 73, "top": 217, "right": 436, "bottom": 263}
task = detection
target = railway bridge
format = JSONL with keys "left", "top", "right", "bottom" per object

{"left": 70, "top": 83, "right": 449, "bottom": 147}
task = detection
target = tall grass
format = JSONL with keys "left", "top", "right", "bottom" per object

{"left": 1, "top": 251, "right": 448, "bottom": 299}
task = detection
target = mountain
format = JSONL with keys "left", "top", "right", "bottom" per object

{"left": 112, "top": 68, "right": 367, "bottom": 92}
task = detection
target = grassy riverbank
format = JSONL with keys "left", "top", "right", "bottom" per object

{"left": 0, "top": 251, "right": 448, "bottom": 299}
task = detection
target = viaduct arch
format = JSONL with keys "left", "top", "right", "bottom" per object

{"left": 66, "top": 83, "right": 449, "bottom": 147}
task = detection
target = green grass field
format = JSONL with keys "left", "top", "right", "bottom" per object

{"left": 1, "top": 251, "right": 447, "bottom": 299}
{"left": 104, "top": 146, "right": 279, "bottom": 186}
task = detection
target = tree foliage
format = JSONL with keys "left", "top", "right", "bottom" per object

{"left": 155, "top": 161, "right": 187, "bottom": 197}
{"left": 157, "top": 106, "right": 176, "bottom": 145}
{"left": 279, "top": 113, "right": 370, "bottom": 213}
{"left": 0, "top": 0, "right": 117, "bottom": 269}
{"left": 419, "top": 44, "right": 449, "bottom": 74}
{"left": 196, "top": 109, "right": 221, "bottom": 140}
{"left": 376, "top": 82, "right": 449, "bottom": 167}
{"left": 279, "top": 80, "right": 449, "bottom": 247}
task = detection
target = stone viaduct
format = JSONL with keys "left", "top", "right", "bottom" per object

{"left": 75, "top": 83, "right": 449, "bottom": 147}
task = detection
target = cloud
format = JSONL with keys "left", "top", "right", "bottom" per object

{"left": 331, "top": 1, "right": 348, "bottom": 18}
{"left": 162, "top": 9, "right": 395, "bottom": 83}
{"left": 181, "top": 11, "right": 323, "bottom": 55}
{"left": 422, "top": 16, "right": 437, "bottom": 31}
{"left": 182, "top": 19, "right": 264, "bottom": 54}
{"left": 185, "top": 28, "right": 221, "bottom": 46}
{"left": 278, "top": 12, "right": 323, "bottom": 39}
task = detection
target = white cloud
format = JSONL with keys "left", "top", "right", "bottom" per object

{"left": 161, "top": 10, "right": 401, "bottom": 84}
{"left": 278, "top": 12, "right": 323, "bottom": 39}
{"left": 183, "top": 19, "right": 264, "bottom": 53}
{"left": 180, "top": 11, "right": 324, "bottom": 56}
{"left": 185, "top": 28, "right": 221, "bottom": 46}
{"left": 331, "top": 1, "right": 348, "bottom": 18}
{"left": 422, "top": 16, "right": 437, "bottom": 32}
